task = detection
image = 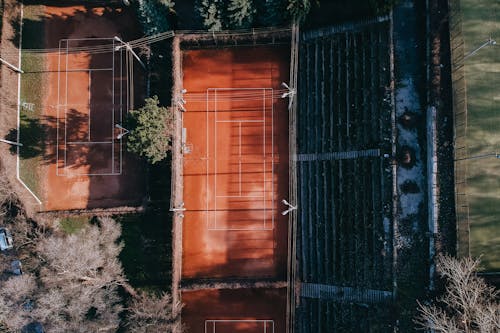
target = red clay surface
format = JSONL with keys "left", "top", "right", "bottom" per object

{"left": 182, "top": 288, "right": 286, "bottom": 333}
{"left": 38, "top": 6, "right": 145, "bottom": 210}
{"left": 181, "top": 46, "right": 290, "bottom": 279}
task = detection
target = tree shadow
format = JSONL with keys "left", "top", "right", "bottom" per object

{"left": 6, "top": 116, "right": 44, "bottom": 158}
{"left": 6, "top": 109, "right": 91, "bottom": 170}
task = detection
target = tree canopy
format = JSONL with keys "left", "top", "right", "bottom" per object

{"left": 126, "top": 96, "right": 174, "bottom": 165}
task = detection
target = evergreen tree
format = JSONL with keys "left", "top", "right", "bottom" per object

{"left": 198, "top": 0, "right": 225, "bottom": 31}
{"left": 287, "top": 0, "right": 313, "bottom": 23}
{"left": 135, "top": 0, "right": 171, "bottom": 36}
{"left": 255, "top": 0, "right": 288, "bottom": 27}
{"left": 227, "top": 0, "right": 256, "bottom": 29}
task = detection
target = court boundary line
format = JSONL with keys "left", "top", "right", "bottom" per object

{"left": 206, "top": 88, "right": 275, "bottom": 231}
{"left": 56, "top": 38, "right": 124, "bottom": 177}
{"left": 204, "top": 319, "right": 275, "bottom": 333}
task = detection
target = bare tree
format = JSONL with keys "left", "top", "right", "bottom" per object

{"left": 415, "top": 255, "right": 500, "bottom": 333}
{"left": 0, "top": 217, "right": 127, "bottom": 332}
{"left": 0, "top": 274, "right": 37, "bottom": 330}
{"left": 37, "top": 217, "right": 126, "bottom": 292}
{"left": 125, "top": 291, "right": 181, "bottom": 333}
{"left": 31, "top": 217, "right": 125, "bottom": 332}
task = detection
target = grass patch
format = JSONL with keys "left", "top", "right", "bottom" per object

{"left": 117, "top": 210, "right": 172, "bottom": 293}
{"left": 462, "top": 0, "right": 500, "bottom": 271}
{"left": 59, "top": 216, "right": 90, "bottom": 234}
{"left": 18, "top": 5, "right": 47, "bottom": 202}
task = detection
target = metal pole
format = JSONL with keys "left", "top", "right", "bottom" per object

{"left": 455, "top": 152, "right": 500, "bottom": 161}
{"left": 0, "top": 138, "right": 23, "bottom": 146}
{"left": 0, "top": 57, "right": 23, "bottom": 73}
{"left": 114, "top": 36, "right": 146, "bottom": 69}
{"left": 464, "top": 37, "right": 497, "bottom": 59}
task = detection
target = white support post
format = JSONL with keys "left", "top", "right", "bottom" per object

{"left": 281, "top": 199, "right": 297, "bottom": 215}
{"left": 0, "top": 57, "right": 24, "bottom": 73}
{"left": 114, "top": 36, "right": 146, "bottom": 70}
{"left": 281, "top": 82, "right": 295, "bottom": 110}
{"left": 115, "top": 124, "right": 130, "bottom": 140}
{"left": 464, "top": 37, "right": 497, "bottom": 60}
{"left": 0, "top": 138, "right": 23, "bottom": 146}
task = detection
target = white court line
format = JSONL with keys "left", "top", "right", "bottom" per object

{"left": 215, "top": 120, "right": 264, "bottom": 123}
{"left": 64, "top": 68, "right": 113, "bottom": 72}
{"left": 60, "top": 37, "right": 116, "bottom": 41}
{"left": 214, "top": 89, "right": 217, "bottom": 229}
{"left": 56, "top": 39, "right": 61, "bottom": 176}
{"left": 88, "top": 70, "right": 91, "bottom": 141}
{"left": 206, "top": 89, "right": 209, "bottom": 230}
{"left": 64, "top": 172, "right": 121, "bottom": 176}
{"left": 64, "top": 40, "right": 69, "bottom": 174}
{"left": 111, "top": 38, "right": 115, "bottom": 175}
{"left": 269, "top": 90, "right": 276, "bottom": 228}
{"left": 67, "top": 141, "right": 113, "bottom": 144}
{"left": 207, "top": 88, "right": 274, "bottom": 231}
{"left": 263, "top": 89, "right": 266, "bottom": 229}
{"left": 204, "top": 320, "right": 274, "bottom": 333}
{"left": 216, "top": 195, "right": 264, "bottom": 198}
{"left": 239, "top": 121, "right": 241, "bottom": 196}
{"left": 119, "top": 46, "right": 123, "bottom": 174}
{"left": 16, "top": 5, "right": 42, "bottom": 204}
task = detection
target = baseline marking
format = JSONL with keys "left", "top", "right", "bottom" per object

{"left": 204, "top": 320, "right": 274, "bottom": 333}
{"left": 88, "top": 69, "right": 91, "bottom": 141}
{"left": 64, "top": 39, "right": 69, "bottom": 175}
{"left": 56, "top": 39, "right": 61, "bottom": 176}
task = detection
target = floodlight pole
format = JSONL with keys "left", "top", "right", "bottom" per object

{"left": 281, "top": 82, "right": 295, "bottom": 98}
{"left": 455, "top": 152, "right": 500, "bottom": 161}
{"left": 0, "top": 57, "right": 23, "bottom": 73}
{"left": 114, "top": 36, "right": 146, "bottom": 70}
{"left": 464, "top": 37, "right": 497, "bottom": 60}
{"left": 0, "top": 138, "right": 23, "bottom": 146}
{"left": 281, "top": 199, "right": 297, "bottom": 215}
{"left": 115, "top": 124, "right": 130, "bottom": 140}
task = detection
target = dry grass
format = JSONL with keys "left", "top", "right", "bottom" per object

{"left": 462, "top": 0, "right": 500, "bottom": 271}
{"left": 0, "top": 0, "right": 42, "bottom": 215}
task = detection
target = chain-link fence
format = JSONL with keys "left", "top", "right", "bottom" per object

{"left": 449, "top": 0, "right": 469, "bottom": 257}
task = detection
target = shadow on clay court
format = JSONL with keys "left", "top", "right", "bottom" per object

{"left": 7, "top": 109, "right": 97, "bottom": 170}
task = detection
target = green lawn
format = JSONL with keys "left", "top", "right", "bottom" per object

{"left": 462, "top": 0, "right": 500, "bottom": 271}
{"left": 18, "top": 5, "right": 47, "bottom": 203}
{"left": 59, "top": 216, "right": 90, "bottom": 234}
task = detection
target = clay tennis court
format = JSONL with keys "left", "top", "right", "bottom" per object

{"left": 36, "top": 6, "right": 145, "bottom": 210}
{"left": 182, "top": 288, "right": 287, "bottom": 333}
{"left": 181, "top": 46, "right": 290, "bottom": 279}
